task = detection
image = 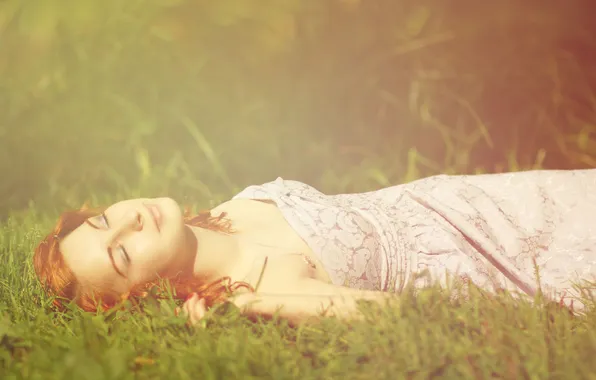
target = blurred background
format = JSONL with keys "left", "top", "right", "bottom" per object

{"left": 1, "top": 0, "right": 595, "bottom": 216}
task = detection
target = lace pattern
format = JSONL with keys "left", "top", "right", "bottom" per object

{"left": 233, "top": 170, "right": 596, "bottom": 309}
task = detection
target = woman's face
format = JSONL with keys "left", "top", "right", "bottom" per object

{"left": 60, "top": 197, "right": 191, "bottom": 294}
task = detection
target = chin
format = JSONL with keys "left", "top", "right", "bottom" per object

{"left": 154, "top": 197, "right": 180, "bottom": 221}
{"left": 158, "top": 197, "right": 181, "bottom": 212}
{"left": 156, "top": 197, "right": 185, "bottom": 233}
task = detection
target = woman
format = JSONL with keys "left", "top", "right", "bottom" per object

{"left": 34, "top": 169, "right": 596, "bottom": 325}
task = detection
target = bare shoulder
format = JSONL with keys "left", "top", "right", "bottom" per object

{"left": 212, "top": 198, "right": 332, "bottom": 285}
{"left": 211, "top": 198, "right": 284, "bottom": 228}
{"left": 211, "top": 198, "right": 315, "bottom": 253}
{"left": 212, "top": 198, "right": 276, "bottom": 216}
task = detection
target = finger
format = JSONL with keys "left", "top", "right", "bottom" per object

{"left": 185, "top": 292, "right": 198, "bottom": 304}
{"left": 192, "top": 299, "right": 207, "bottom": 319}
{"left": 185, "top": 296, "right": 202, "bottom": 325}
{"left": 197, "top": 298, "right": 207, "bottom": 318}
{"left": 185, "top": 297, "right": 196, "bottom": 311}
{"left": 184, "top": 302, "right": 195, "bottom": 324}
{"left": 176, "top": 301, "right": 192, "bottom": 317}
{"left": 188, "top": 299, "right": 208, "bottom": 326}
{"left": 182, "top": 297, "right": 196, "bottom": 318}
{"left": 191, "top": 299, "right": 206, "bottom": 323}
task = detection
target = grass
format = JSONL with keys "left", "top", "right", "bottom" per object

{"left": 2, "top": 1, "right": 596, "bottom": 378}
{"left": 1, "top": 207, "right": 596, "bottom": 379}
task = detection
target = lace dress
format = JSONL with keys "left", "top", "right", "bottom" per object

{"left": 233, "top": 170, "right": 596, "bottom": 308}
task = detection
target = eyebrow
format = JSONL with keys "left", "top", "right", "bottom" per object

{"left": 84, "top": 218, "right": 127, "bottom": 278}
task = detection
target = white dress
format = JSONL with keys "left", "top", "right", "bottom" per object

{"left": 233, "top": 170, "right": 596, "bottom": 309}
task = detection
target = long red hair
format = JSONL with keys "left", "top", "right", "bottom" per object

{"left": 33, "top": 205, "right": 251, "bottom": 312}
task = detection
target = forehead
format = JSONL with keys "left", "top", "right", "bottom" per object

{"left": 60, "top": 220, "right": 122, "bottom": 291}
{"left": 108, "top": 198, "right": 143, "bottom": 211}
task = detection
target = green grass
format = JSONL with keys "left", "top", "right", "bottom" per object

{"left": 2, "top": 1, "right": 596, "bottom": 378}
{"left": 2, "top": 208, "right": 596, "bottom": 379}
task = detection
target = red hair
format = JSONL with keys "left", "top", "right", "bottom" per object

{"left": 33, "top": 205, "right": 252, "bottom": 312}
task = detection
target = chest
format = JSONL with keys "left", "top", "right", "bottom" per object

{"left": 212, "top": 199, "right": 333, "bottom": 286}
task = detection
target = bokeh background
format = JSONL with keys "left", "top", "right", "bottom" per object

{"left": 1, "top": 0, "right": 595, "bottom": 216}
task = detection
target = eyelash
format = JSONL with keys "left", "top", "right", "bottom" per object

{"left": 101, "top": 212, "right": 131, "bottom": 265}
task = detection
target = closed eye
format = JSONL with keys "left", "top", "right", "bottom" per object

{"left": 119, "top": 246, "right": 131, "bottom": 265}
{"left": 100, "top": 212, "right": 109, "bottom": 229}
{"left": 101, "top": 212, "right": 131, "bottom": 274}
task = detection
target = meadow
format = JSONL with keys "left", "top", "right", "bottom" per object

{"left": 2, "top": 0, "right": 596, "bottom": 378}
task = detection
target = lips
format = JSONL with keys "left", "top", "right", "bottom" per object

{"left": 145, "top": 203, "right": 162, "bottom": 232}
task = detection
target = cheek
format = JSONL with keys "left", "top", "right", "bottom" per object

{"left": 161, "top": 220, "right": 187, "bottom": 254}
{"left": 127, "top": 246, "right": 169, "bottom": 286}
{"left": 128, "top": 225, "right": 185, "bottom": 281}
{"left": 130, "top": 238, "right": 169, "bottom": 272}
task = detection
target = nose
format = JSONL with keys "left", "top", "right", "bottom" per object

{"left": 108, "top": 210, "right": 143, "bottom": 242}
{"left": 122, "top": 210, "right": 143, "bottom": 232}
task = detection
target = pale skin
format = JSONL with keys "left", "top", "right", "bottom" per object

{"left": 60, "top": 197, "right": 398, "bottom": 325}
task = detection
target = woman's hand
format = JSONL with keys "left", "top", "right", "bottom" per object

{"left": 177, "top": 293, "right": 207, "bottom": 326}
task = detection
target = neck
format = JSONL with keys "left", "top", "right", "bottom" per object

{"left": 187, "top": 225, "right": 240, "bottom": 282}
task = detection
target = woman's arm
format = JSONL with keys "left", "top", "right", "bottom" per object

{"left": 231, "top": 278, "right": 399, "bottom": 324}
